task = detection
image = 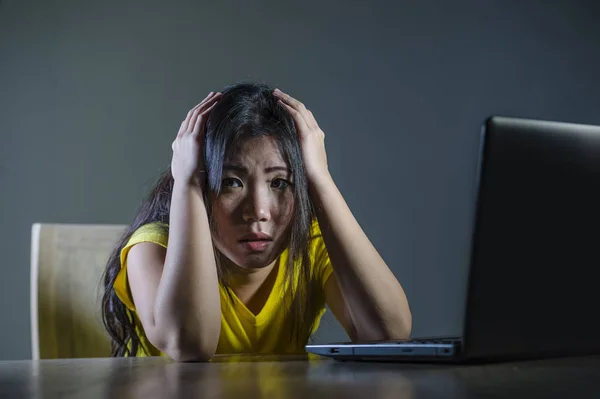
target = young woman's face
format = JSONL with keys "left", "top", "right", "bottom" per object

{"left": 210, "top": 135, "right": 295, "bottom": 269}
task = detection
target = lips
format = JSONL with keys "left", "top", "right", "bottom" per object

{"left": 239, "top": 232, "right": 272, "bottom": 242}
{"left": 239, "top": 232, "right": 273, "bottom": 252}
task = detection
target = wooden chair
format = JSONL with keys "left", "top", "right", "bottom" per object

{"left": 30, "top": 223, "right": 127, "bottom": 359}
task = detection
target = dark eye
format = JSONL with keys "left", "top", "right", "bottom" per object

{"left": 222, "top": 178, "right": 242, "bottom": 188}
{"left": 271, "top": 178, "right": 290, "bottom": 189}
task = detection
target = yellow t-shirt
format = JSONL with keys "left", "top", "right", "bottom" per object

{"left": 113, "top": 220, "right": 334, "bottom": 356}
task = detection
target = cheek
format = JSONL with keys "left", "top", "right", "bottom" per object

{"left": 210, "top": 198, "right": 237, "bottom": 234}
{"left": 273, "top": 191, "right": 295, "bottom": 223}
{"left": 210, "top": 204, "right": 235, "bottom": 258}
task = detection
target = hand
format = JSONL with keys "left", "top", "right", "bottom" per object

{"left": 171, "top": 92, "right": 222, "bottom": 185}
{"left": 273, "top": 89, "right": 330, "bottom": 185}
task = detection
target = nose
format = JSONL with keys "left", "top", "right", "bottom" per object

{"left": 242, "top": 184, "right": 271, "bottom": 223}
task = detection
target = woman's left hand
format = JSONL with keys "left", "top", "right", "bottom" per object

{"left": 274, "top": 88, "right": 330, "bottom": 185}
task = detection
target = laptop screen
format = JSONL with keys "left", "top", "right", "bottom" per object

{"left": 463, "top": 116, "right": 600, "bottom": 359}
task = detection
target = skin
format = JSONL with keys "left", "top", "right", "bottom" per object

{"left": 273, "top": 89, "right": 411, "bottom": 342}
{"left": 209, "top": 136, "right": 296, "bottom": 312}
{"left": 126, "top": 89, "right": 412, "bottom": 362}
{"left": 127, "top": 93, "right": 223, "bottom": 361}
{"left": 210, "top": 136, "right": 295, "bottom": 272}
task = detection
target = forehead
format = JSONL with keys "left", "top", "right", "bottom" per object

{"left": 225, "top": 135, "right": 288, "bottom": 167}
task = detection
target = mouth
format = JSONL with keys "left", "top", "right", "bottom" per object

{"left": 239, "top": 232, "right": 273, "bottom": 252}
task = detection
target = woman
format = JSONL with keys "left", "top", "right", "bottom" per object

{"left": 102, "top": 82, "right": 411, "bottom": 361}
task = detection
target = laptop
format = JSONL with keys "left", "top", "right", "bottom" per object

{"left": 306, "top": 116, "right": 600, "bottom": 362}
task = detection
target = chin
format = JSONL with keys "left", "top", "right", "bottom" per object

{"left": 221, "top": 251, "right": 279, "bottom": 270}
{"left": 238, "top": 261, "right": 272, "bottom": 270}
{"left": 237, "top": 254, "right": 277, "bottom": 269}
{"left": 216, "top": 239, "right": 285, "bottom": 270}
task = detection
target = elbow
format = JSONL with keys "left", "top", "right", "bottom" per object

{"left": 380, "top": 310, "right": 413, "bottom": 341}
{"left": 355, "top": 313, "right": 412, "bottom": 343}
{"left": 147, "top": 327, "right": 218, "bottom": 362}
{"left": 166, "top": 346, "right": 215, "bottom": 362}
{"left": 398, "top": 309, "right": 412, "bottom": 339}
{"left": 394, "top": 309, "right": 412, "bottom": 339}
{"left": 379, "top": 324, "right": 411, "bottom": 342}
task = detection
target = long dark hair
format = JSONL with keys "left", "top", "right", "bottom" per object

{"left": 101, "top": 82, "right": 319, "bottom": 356}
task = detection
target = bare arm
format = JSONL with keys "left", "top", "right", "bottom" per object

{"left": 313, "top": 176, "right": 412, "bottom": 342}
{"left": 127, "top": 93, "right": 222, "bottom": 361}
{"left": 274, "top": 88, "right": 411, "bottom": 342}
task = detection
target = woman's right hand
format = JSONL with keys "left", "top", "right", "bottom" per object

{"left": 171, "top": 92, "right": 222, "bottom": 185}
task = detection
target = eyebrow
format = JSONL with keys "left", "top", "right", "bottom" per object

{"left": 223, "top": 164, "right": 290, "bottom": 174}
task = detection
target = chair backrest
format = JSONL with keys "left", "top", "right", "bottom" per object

{"left": 30, "top": 223, "right": 128, "bottom": 359}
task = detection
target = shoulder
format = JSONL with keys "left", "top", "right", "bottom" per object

{"left": 126, "top": 222, "right": 169, "bottom": 249}
{"left": 120, "top": 222, "right": 169, "bottom": 267}
{"left": 115, "top": 222, "right": 168, "bottom": 311}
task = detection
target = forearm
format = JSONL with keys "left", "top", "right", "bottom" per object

{"left": 153, "top": 181, "right": 221, "bottom": 359}
{"left": 312, "top": 174, "right": 412, "bottom": 341}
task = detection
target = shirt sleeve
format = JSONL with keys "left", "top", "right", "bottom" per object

{"left": 113, "top": 222, "right": 169, "bottom": 311}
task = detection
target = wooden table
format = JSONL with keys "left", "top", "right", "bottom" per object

{"left": 0, "top": 354, "right": 598, "bottom": 398}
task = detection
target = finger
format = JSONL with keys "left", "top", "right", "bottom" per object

{"left": 192, "top": 101, "right": 219, "bottom": 135}
{"left": 190, "top": 93, "right": 221, "bottom": 130}
{"left": 273, "top": 89, "right": 305, "bottom": 111}
{"left": 274, "top": 89, "right": 317, "bottom": 129}
{"left": 184, "top": 106, "right": 204, "bottom": 134}
{"left": 201, "top": 91, "right": 215, "bottom": 103}
{"left": 303, "top": 109, "right": 320, "bottom": 130}
{"left": 183, "top": 92, "right": 218, "bottom": 131}
{"left": 184, "top": 93, "right": 222, "bottom": 133}
{"left": 177, "top": 119, "right": 187, "bottom": 137}
{"left": 278, "top": 97, "right": 311, "bottom": 130}
{"left": 279, "top": 100, "right": 310, "bottom": 133}
{"left": 188, "top": 92, "right": 214, "bottom": 117}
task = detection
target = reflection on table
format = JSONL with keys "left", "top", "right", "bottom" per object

{"left": 0, "top": 354, "right": 598, "bottom": 398}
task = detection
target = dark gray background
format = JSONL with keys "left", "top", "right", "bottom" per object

{"left": 1, "top": 0, "right": 599, "bottom": 360}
